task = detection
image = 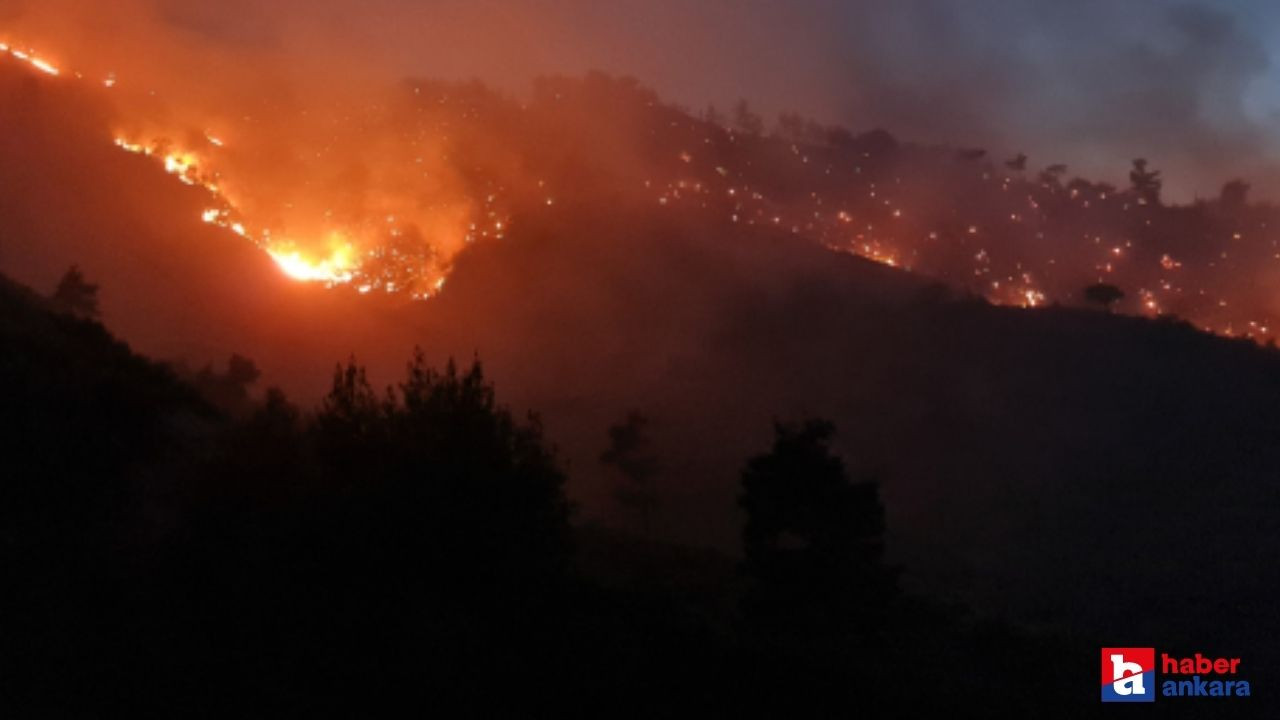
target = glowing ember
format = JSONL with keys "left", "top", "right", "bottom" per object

{"left": 30, "top": 57, "right": 58, "bottom": 76}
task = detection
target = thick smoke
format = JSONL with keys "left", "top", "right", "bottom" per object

{"left": 3, "top": 0, "right": 1277, "bottom": 200}
{"left": 815, "top": 1, "right": 1280, "bottom": 201}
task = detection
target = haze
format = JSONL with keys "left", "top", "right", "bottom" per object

{"left": 3, "top": 0, "right": 1279, "bottom": 201}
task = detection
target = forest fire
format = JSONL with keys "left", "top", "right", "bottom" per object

{"left": 4, "top": 30, "right": 1280, "bottom": 335}
{"left": 9, "top": 5, "right": 1280, "bottom": 715}
{"left": 4, "top": 37, "right": 488, "bottom": 298}
{"left": 115, "top": 130, "right": 405, "bottom": 288}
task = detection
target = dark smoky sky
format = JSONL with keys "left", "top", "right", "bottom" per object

{"left": 3, "top": 0, "right": 1279, "bottom": 200}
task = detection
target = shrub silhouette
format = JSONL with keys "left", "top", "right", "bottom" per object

{"left": 50, "top": 264, "right": 99, "bottom": 318}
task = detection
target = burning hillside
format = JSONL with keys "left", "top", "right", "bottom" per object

{"left": 1, "top": 30, "right": 515, "bottom": 298}
{"left": 4, "top": 29, "right": 1280, "bottom": 338}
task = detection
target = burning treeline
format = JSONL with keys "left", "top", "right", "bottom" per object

{"left": 4, "top": 4, "right": 1280, "bottom": 338}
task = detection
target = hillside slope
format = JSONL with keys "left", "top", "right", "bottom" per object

{"left": 3, "top": 59, "right": 1280, "bottom": 668}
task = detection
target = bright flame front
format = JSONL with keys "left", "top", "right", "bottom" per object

{"left": 266, "top": 239, "right": 357, "bottom": 284}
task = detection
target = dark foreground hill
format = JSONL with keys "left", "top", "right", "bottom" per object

{"left": 3, "top": 270, "right": 1101, "bottom": 717}
{"left": 7, "top": 267, "right": 1277, "bottom": 716}
{"left": 425, "top": 200, "right": 1280, "bottom": 657}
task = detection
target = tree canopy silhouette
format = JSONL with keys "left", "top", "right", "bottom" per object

{"left": 1129, "top": 158, "right": 1162, "bottom": 205}
{"left": 50, "top": 264, "right": 99, "bottom": 319}
{"left": 1084, "top": 282, "right": 1125, "bottom": 311}
{"left": 739, "top": 419, "right": 896, "bottom": 642}
{"left": 185, "top": 352, "right": 263, "bottom": 414}
{"left": 1220, "top": 179, "right": 1250, "bottom": 209}
{"left": 1038, "top": 163, "right": 1068, "bottom": 187}
{"left": 311, "top": 350, "right": 572, "bottom": 575}
{"left": 733, "top": 99, "right": 764, "bottom": 136}
{"left": 600, "top": 411, "right": 660, "bottom": 534}
{"left": 703, "top": 103, "right": 725, "bottom": 127}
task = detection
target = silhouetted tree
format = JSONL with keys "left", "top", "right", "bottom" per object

{"left": 826, "top": 125, "right": 855, "bottom": 148}
{"left": 776, "top": 111, "right": 806, "bottom": 142}
{"left": 803, "top": 119, "right": 826, "bottom": 145}
{"left": 312, "top": 357, "right": 389, "bottom": 479}
{"left": 1220, "top": 179, "right": 1250, "bottom": 209}
{"left": 733, "top": 99, "right": 764, "bottom": 136}
{"left": 1038, "top": 163, "right": 1068, "bottom": 187}
{"left": 958, "top": 148, "right": 987, "bottom": 162}
{"left": 51, "top": 265, "right": 99, "bottom": 319}
{"left": 703, "top": 103, "right": 725, "bottom": 127}
{"left": 1129, "top": 158, "right": 1162, "bottom": 205}
{"left": 600, "top": 411, "right": 660, "bottom": 534}
{"left": 185, "top": 353, "right": 264, "bottom": 415}
{"left": 856, "top": 128, "right": 899, "bottom": 155}
{"left": 204, "top": 385, "right": 304, "bottom": 501}
{"left": 312, "top": 351, "right": 571, "bottom": 571}
{"left": 1005, "top": 153, "right": 1028, "bottom": 172}
{"left": 1066, "top": 178, "right": 1098, "bottom": 196}
{"left": 159, "top": 351, "right": 574, "bottom": 712}
{"left": 226, "top": 353, "right": 261, "bottom": 387}
{"left": 1085, "top": 282, "right": 1125, "bottom": 311}
{"left": 739, "top": 419, "right": 895, "bottom": 642}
